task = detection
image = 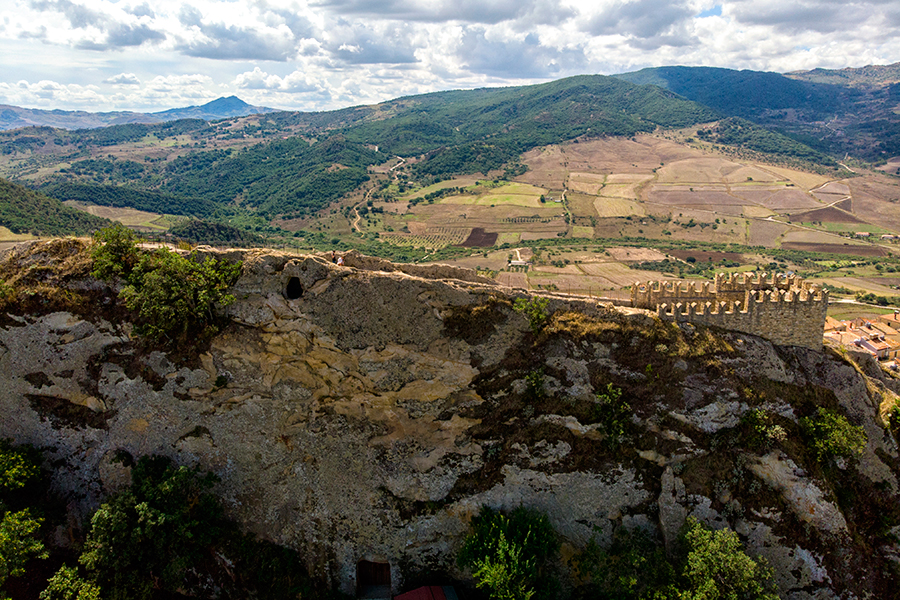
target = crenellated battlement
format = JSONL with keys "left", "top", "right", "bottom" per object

{"left": 632, "top": 273, "right": 828, "bottom": 349}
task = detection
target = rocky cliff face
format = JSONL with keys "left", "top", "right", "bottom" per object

{"left": 1, "top": 241, "right": 899, "bottom": 598}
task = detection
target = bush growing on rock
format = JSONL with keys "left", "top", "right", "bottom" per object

{"left": 800, "top": 407, "right": 867, "bottom": 461}
{"left": 39, "top": 566, "right": 101, "bottom": 600}
{"left": 575, "top": 518, "right": 777, "bottom": 600}
{"left": 514, "top": 297, "right": 550, "bottom": 335}
{"left": 90, "top": 224, "right": 242, "bottom": 345}
{"left": 120, "top": 247, "right": 241, "bottom": 344}
{"left": 459, "top": 506, "right": 559, "bottom": 600}
{"left": 592, "top": 384, "right": 631, "bottom": 448}
{"left": 90, "top": 223, "right": 140, "bottom": 283}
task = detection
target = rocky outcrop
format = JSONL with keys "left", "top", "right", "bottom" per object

{"left": 1, "top": 246, "right": 899, "bottom": 598}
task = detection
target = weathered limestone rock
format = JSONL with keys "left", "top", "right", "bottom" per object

{"left": 0, "top": 248, "right": 898, "bottom": 598}
{"left": 658, "top": 466, "right": 688, "bottom": 551}
{"left": 749, "top": 452, "right": 847, "bottom": 533}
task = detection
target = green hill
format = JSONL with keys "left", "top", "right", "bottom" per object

{"left": 41, "top": 182, "right": 216, "bottom": 218}
{"left": 0, "top": 178, "right": 110, "bottom": 236}
{"left": 22, "top": 74, "right": 721, "bottom": 222}
{"left": 697, "top": 117, "right": 836, "bottom": 165}
{"left": 787, "top": 62, "right": 900, "bottom": 87}
{"left": 614, "top": 66, "right": 846, "bottom": 120}
{"left": 167, "top": 219, "right": 265, "bottom": 246}
{"left": 614, "top": 65, "right": 900, "bottom": 161}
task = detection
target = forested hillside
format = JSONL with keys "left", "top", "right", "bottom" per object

{"left": 12, "top": 74, "right": 723, "bottom": 222}
{"left": 616, "top": 65, "right": 900, "bottom": 161}
{"left": 0, "top": 178, "right": 109, "bottom": 236}
{"left": 615, "top": 66, "right": 845, "bottom": 120}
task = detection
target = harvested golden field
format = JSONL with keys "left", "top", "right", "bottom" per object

{"left": 0, "top": 227, "right": 37, "bottom": 242}
{"left": 496, "top": 232, "right": 521, "bottom": 245}
{"left": 527, "top": 269, "right": 617, "bottom": 293}
{"left": 594, "top": 197, "right": 646, "bottom": 217}
{"left": 517, "top": 145, "right": 568, "bottom": 189}
{"left": 600, "top": 182, "right": 644, "bottom": 200}
{"left": 655, "top": 157, "right": 744, "bottom": 183}
{"left": 568, "top": 172, "right": 606, "bottom": 194}
{"left": 570, "top": 226, "right": 594, "bottom": 237}
{"left": 761, "top": 166, "right": 832, "bottom": 190}
{"left": 404, "top": 177, "right": 479, "bottom": 199}
{"left": 742, "top": 205, "right": 776, "bottom": 218}
{"left": 521, "top": 230, "right": 565, "bottom": 241}
{"left": 789, "top": 207, "right": 863, "bottom": 224}
{"left": 604, "top": 247, "right": 670, "bottom": 262}
{"left": 440, "top": 182, "right": 545, "bottom": 208}
{"left": 606, "top": 174, "right": 653, "bottom": 184}
{"left": 648, "top": 189, "right": 742, "bottom": 206}
{"left": 748, "top": 220, "right": 790, "bottom": 246}
{"left": 846, "top": 175, "right": 900, "bottom": 232}
{"left": 782, "top": 229, "right": 861, "bottom": 245}
{"left": 64, "top": 201, "right": 171, "bottom": 230}
{"left": 577, "top": 261, "right": 667, "bottom": 286}
{"left": 727, "top": 187, "right": 818, "bottom": 211}
{"left": 821, "top": 276, "right": 899, "bottom": 295}
{"left": 567, "top": 192, "right": 601, "bottom": 217}
{"left": 722, "top": 165, "right": 783, "bottom": 183}
{"left": 814, "top": 182, "right": 851, "bottom": 196}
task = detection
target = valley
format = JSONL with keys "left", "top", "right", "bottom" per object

{"left": 2, "top": 68, "right": 900, "bottom": 320}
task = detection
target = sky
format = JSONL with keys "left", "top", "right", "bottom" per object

{"left": 1, "top": 0, "right": 899, "bottom": 113}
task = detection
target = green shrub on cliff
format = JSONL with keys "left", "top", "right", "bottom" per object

{"left": 592, "top": 384, "right": 631, "bottom": 448}
{"left": 0, "top": 508, "right": 47, "bottom": 597}
{"left": 90, "top": 223, "right": 140, "bottom": 283}
{"left": 39, "top": 566, "right": 101, "bottom": 600}
{"left": 575, "top": 527, "right": 675, "bottom": 599}
{"left": 514, "top": 297, "right": 550, "bottom": 335}
{"left": 0, "top": 441, "right": 48, "bottom": 599}
{"left": 80, "top": 456, "right": 222, "bottom": 600}
{"left": 576, "top": 519, "right": 777, "bottom": 600}
{"left": 459, "top": 506, "right": 559, "bottom": 600}
{"left": 90, "top": 224, "right": 241, "bottom": 344}
{"left": 76, "top": 454, "right": 327, "bottom": 600}
{"left": 681, "top": 518, "right": 778, "bottom": 600}
{"left": 800, "top": 407, "right": 867, "bottom": 461}
{"left": 120, "top": 247, "right": 241, "bottom": 343}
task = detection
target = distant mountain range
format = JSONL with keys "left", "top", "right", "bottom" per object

{"left": 0, "top": 96, "right": 277, "bottom": 131}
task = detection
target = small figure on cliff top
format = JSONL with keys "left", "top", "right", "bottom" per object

{"left": 337, "top": 255, "right": 344, "bottom": 266}
{"left": 331, "top": 250, "right": 337, "bottom": 263}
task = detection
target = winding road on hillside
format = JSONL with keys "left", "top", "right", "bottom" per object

{"left": 352, "top": 156, "right": 406, "bottom": 232}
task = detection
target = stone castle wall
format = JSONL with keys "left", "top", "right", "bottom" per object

{"left": 631, "top": 273, "right": 828, "bottom": 349}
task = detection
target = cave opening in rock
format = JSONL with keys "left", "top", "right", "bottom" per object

{"left": 357, "top": 560, "right": 391, "bottom": 598}
{"left": 285, "top": 277, "right": 303, "bottom": 299}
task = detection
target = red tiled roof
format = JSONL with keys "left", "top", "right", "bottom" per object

{"left": 394, "top": 586, "right": 447, "bottom": 600}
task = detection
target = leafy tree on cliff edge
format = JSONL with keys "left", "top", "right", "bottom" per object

{"left": 90, "top": 224, "right": 242, "bottom": 344}
{"left": 79, "top": 455, "right": 222, "bottom": 600}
